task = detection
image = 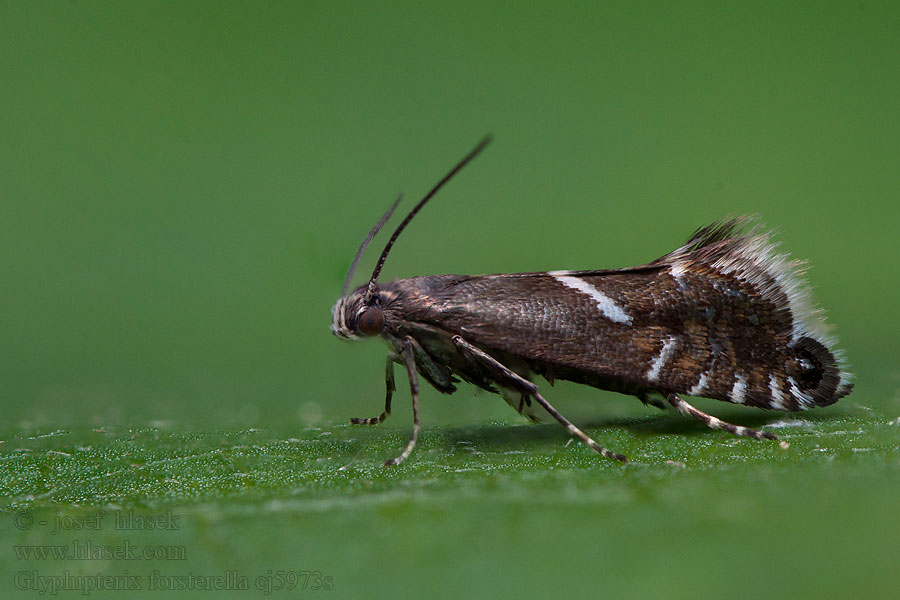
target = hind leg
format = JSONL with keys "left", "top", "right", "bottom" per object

{"left": 667, "top": 393, "right": 789, "bottom": 449}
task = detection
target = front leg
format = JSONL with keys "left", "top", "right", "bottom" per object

{"left": 350, "top": 356, "right": 397, "bottom": 425}
{"left": 383, "top": 337, "right": 421, "bottom": 467}
{"left": 451, "top": 335, "right": 628, "bottom": 463}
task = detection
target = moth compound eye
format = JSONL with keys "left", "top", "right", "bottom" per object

{"left": 356, "top": 307, "right": 384, "bottom": 336}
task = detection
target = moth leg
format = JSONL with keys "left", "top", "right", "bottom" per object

{"left": 383, "top": 337, "right": 421, "bottom": 466}
{"left": 667, "top": 393, "right": 789, "bottom": 449}
{"left": 639, "top": 392, "right": 668, "bottom": 411}
{"left": 498, "top": 386, "right": 540, "bottom": 422}
{"left": 451, "top": 335, "right": 628, "bottom": 463}
{"left": 517, "top": 393, "right": 531, "bottom": 414}
{"left": 350, "top": 356, "right": 396, "bottom": 425}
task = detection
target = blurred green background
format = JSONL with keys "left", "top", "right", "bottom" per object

{"left": 2, "top": 1, "right": 899, "bottom": 598}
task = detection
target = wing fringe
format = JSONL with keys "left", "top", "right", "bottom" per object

{"left": 657, "top": 215, "right": 853, "bottom": 404}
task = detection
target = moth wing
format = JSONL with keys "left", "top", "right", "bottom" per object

{"left": 419, "top": 217, "right": 851, "bottom": 410}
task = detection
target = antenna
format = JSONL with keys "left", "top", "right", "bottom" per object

{"left": 340, "top": 194, "right": 402, "bottom": 298}
{"left": 364, "top": 135, "right": 493, "bottom": 303}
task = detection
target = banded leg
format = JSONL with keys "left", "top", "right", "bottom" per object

{"left": 667, "top": 393, "right": 789, "bottom": 449}
{"left": 383, "top": 337, "right": 420, "bottom": 466}
{"left": 451, "top": 335, "right": 628, "bottom": 463}
{"left": 350, "top": 357, "right": 396, "bottom": 425}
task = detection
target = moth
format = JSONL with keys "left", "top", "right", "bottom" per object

{"left": 331, "top": 136, "right": 853, "bottom": 465}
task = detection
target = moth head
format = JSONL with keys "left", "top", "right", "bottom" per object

{"left": 331, "top": 287, "right": 386, "bottom": 340}
{"left": 331, "top": 135, "right": 492, "bottom": 341}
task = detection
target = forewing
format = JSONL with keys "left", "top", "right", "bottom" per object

{"left": 401, "top": 218, "right": 851, "bottom": 411}
{"left": 420, "top": 269, "right": 696, "bottom": 388}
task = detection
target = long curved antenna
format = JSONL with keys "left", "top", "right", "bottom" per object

{"left": 364, "top": 135, "right": 493, "bottom": 303}
{"left": 340, "top": 194, "right": 402, "bottom": 298}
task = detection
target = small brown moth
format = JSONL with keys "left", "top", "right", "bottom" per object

{"left": 331, "top": 136, "right": 853, "bottom": 465}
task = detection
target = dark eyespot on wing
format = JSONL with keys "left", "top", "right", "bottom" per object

{"left": 791, "top": 336, "right": 852, "bottom": 407}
